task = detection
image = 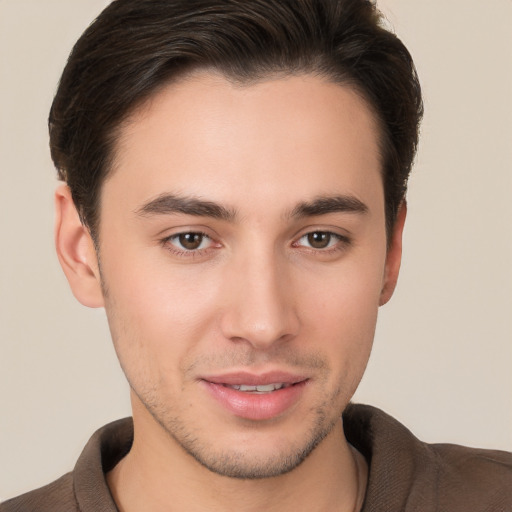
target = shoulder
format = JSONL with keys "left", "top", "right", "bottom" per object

{"left": 431, "top": 442, "right": 512, "bottom": 507}
{"left": 0, "top": 473, "right": 77, "bottom": 512}
{"left": 1, "top": 418, "right": 132, "bottom": 512}
{"left": 344, "top": 403, "right": 512, "bottom": 511}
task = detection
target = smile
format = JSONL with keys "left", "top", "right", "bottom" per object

{"left": 224, "top": 383, "right": 292, "bottom": 393}
{"left": 203, "top": 375, "right": 308, "bottom": 420}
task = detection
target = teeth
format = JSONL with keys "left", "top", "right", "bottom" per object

{"left": 228, "top": 383, "right": 289, "bottom": 393}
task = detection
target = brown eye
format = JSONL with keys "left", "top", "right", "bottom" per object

{"left": 176, "top": 233, "right": 206, "bottom": 250}
{"left": 164, "top": 231, "right": 219, "bottom": 257}
{"left": 306, "top": 232, "right": 332, "bottom": 249}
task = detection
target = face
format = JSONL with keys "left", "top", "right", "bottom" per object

{"left": 84, "top": 73, "right": 401, "bottom": 478}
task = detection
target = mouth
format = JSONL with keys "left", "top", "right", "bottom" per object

{"left": 202, "top": 371, "right": 307, "bottom": 390}
{"left": 201, "top": 372, "right": 309, "bottom": 420}
{"left": 222, "top": 382, "right": 294, "bottom": 393}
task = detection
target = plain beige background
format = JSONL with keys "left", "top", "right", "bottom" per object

{"left": 1, "top": 0, "right": 511, "bottom": 501}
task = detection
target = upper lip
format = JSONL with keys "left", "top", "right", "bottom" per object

{"left": 201, "top": 371, "right": 308, "bottom": 386}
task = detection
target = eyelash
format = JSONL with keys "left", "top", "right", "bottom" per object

{"left": 161, "top": 230, "right": 351, "bottom": 258}
{"left": 162, "top": 231, "right": 216, "bottom": 258}
{"left": 292, "top": 231, "right": 351, "bottom": 255}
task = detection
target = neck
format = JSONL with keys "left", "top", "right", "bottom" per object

{"left": 107, "top": 403, "right": 367, "bottom": 512}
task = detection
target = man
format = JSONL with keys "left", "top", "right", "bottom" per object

{"left": 2, "top": 0, "right": 511, "bottom": 511}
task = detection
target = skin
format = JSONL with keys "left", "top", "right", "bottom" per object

{"left": 55, "top": 72, "right": 405, "bottom": 512}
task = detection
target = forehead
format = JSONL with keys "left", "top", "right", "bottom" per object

{"left": 106, "top": 72, "right": 383, "bottom": 215}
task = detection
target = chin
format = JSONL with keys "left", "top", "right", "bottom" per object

{"left": 159, "top": 409, "right": 341, "bottom": 480}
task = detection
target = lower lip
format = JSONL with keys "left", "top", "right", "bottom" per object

{"left": 202, "top": 381, "right": 307, "bottom": 421}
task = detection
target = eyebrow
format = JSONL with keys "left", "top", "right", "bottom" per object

{"left": 289, "top": 195, "right": 369, "bottom": 219}
{"left": 135, "top": 193, "right": 368, "bottom": 222}
{"left": 135, "top": 193, "right": 237, "bottom": 221}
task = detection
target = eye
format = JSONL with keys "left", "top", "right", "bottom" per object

{"left": 297, "top": 231, "right": 342, "bottom": 250}
{"left": 167, "top": 232, "right": 212, "bottom": 251}
{"left": 292, "top": 230, "right": 352, "bottom": 255}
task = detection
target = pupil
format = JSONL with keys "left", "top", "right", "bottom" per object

{"left": 308, "top": 232, "right": 330, "bottom": 249}
{"left": 179, "top": 233, "right": 202, "bottom": 250}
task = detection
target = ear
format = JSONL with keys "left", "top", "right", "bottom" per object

{"left": 54, "top": 184, "right": 104, "bottom": 308}
{"left": 379, "top": 202, "right": 407, "bottom": 306}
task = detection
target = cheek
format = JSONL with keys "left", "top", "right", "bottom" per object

{"left": 308, "top": 286, "right": 378, "bottom": 362}
{"left": 296, "top": 252, "right": 384, "bottom": 373}
{"left": 305, "top": 293, "right": 377, "bottom": 402}
{"left": 300, "top": 247, "right": 385, "bottom": 322}
{"left": 100, "top": 249, "right": 224, "bottom": 382}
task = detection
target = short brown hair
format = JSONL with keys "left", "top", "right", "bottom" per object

{"left": 49, "top": 0, "right": 423, "bottom": 240}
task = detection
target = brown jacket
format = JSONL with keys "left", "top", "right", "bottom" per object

{"left": 2, "top": 404, "right": 511, "bottom": 511}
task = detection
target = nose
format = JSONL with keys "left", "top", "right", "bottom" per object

{"left": 220, "top": 250, "right": 300, "bottom": 350}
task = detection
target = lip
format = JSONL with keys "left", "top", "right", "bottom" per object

{"left": 203, "top": 371, "right": 308, "bottom": 387}
{"left": 200, "top": 371, "right": 309, "bottom": 421}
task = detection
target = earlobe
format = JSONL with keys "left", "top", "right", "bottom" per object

{"left": 379, "top": 202, "right": 407, "bottom": 306}
{"left": 54, "top": 184, "right": 104, "bottom": 308}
